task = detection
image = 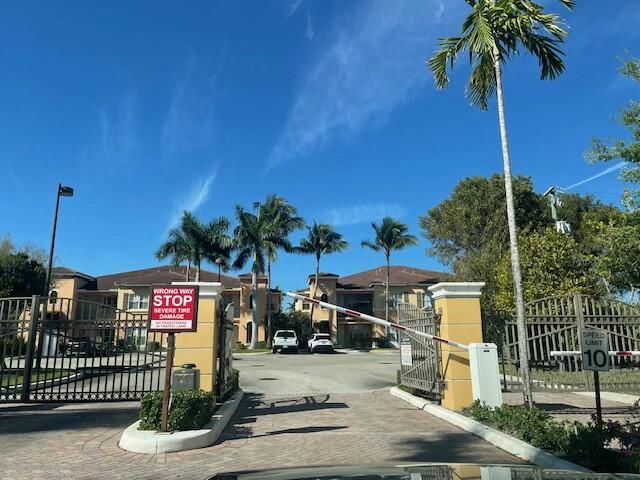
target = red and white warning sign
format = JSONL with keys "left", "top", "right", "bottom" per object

{"left": 148, "top": 285, "right": 199, "bottom": 332}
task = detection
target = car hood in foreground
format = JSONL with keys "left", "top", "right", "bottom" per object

{"left": 209, "top": 463, "right": 638, "bottom": 480}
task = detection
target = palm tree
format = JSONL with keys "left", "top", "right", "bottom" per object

{"left": 361, "top": 217, "right": 417, "bottom": 342}
{"left": 260, "top": 195, "right": 304, "bottom": 346}
{"left": 155, "top": 225, "right": 192, "bottom": 280}
{"left": 157, "top": 211, "right": 233, "bottom": 282}
{"left": 233, "top": 203, "right": 292, "bottom": 349}
{"left": 297, "top": 222, "right": 348, "bottom": 329}
{"left": 427, "top": 0, "right": 573, "bottom": 406}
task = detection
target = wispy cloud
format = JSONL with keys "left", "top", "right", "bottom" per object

{"left": 97, "top": 92, "right": 138, "bottom": 166}
{"left": 166, "top": 165, "right": 219, "bottom": 233}
{"left": 322, "top": 203, "right": 407, "bottom": 226}
{"left": 161, "top": 53, "right": 221, "bottom": 154}
{"left": 269, "top": 0, "right": 449, "bottom": 168}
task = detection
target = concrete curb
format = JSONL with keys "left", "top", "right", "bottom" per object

{"left": 119, "top": 389, "right": 244, "bottom": 454}
{"left": 390, "top": 387, "right": 590, "bottom": 472}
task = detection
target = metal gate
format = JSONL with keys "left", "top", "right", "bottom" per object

{"left": 502, "top": 293, "right": 640, "bottom": 393}
{"left": 0, "top": 295, "right": 167, "bottom": 402}
{"left": 397, "top": 302, "right": 442, "bottom": 400}
{"left": 215, "top": 302, "right": 235, "bottom": 401}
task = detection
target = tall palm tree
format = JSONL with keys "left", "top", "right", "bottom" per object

{"left": 297, "top": 222, "right": 348, "bottom": 329}
{"left": 427, "top": 0, "right": 573, "bottom": 407}
{"left": 233, "top": 203, "right": 291, "bottom": 349}
{"left": 260, "top": 195, "right": 304, "bottom": 346}
{"left": 157, "top": 211, "right": 233, "bottom": 282}
{"left": 361, "top": 217, "right": 417, "bottom": 342}
{"left": 155, "top": 226, "right": 192, "bottom": 280}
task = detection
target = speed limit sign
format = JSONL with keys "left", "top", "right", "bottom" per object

{"left": 581, "top": 329, "right": 610, "bottom": 371}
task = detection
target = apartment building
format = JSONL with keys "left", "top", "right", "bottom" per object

{"left": 50, "top": 265, "right": 281, "bottom": 346}
{"left": 293, "top": 265, "right": 446, "bottom": 348}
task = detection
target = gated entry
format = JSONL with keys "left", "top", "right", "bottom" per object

{"left": 396, "top": 302, "right": 442, "bottom": 400}
{"left": 502, "top": 293, "right": 640, "bottom": 393}
{"left": 0, "top": 295, "right": 167, "bottom": 402}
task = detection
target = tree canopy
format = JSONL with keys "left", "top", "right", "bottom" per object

{"left": 0, "top": 237, "right": 46, "bottom": 298}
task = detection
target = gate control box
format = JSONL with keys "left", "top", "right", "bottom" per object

{"left": 171, "top": 364, "right": 199, "bottom": 391}
{"left": 468, "top": 343, "right": 502, "bottom": 408}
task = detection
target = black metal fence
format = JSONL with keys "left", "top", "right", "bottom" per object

{"left": 0, "top": 296, "right": 167, "bottom": 402}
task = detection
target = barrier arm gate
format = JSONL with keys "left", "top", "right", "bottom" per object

{"left": 286, "top": 292, "right": 503, "bottom": 408}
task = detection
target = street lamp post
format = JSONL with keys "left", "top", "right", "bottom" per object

{"left": 43, "top": 183, "right": 74, "bottom": 296}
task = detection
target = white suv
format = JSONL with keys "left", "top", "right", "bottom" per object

{"left": 307, "top": 333, "right": 334, "bottom": 353}
{"left": 272, "top": 330, "right": 298, "bottom": 353}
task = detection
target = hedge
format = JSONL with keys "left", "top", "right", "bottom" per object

{"left": 139, "top": 390, "right": 215, "bottom": 432}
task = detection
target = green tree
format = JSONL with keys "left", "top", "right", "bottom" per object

{"left": 587, "top": 217, "right": 640, "bottom": 299}
{"left": 428, "top": 0, "right": 574, "bottom": 407}
{"left": 232, "top": 202, "right": 292, "bottom": 349}
{"left": 0, "top": 251, "right": 46, "bottom": 298}
{"left": 296, "top": 222, "right": 348, "bottom": 327}
{"left": 361, "top": 217, "right": 417, "bottom": 340}
{"left": 588, "top": 58, "right": 640, "bottom": 210}
{"left": 156, "top": 212, "right": 233, "bottom": 282}
{"left": 259, "top": 195, "right": 304, "bottom": 346}
{"left": 495, "top": 229, "right": 602, "bottom": 312}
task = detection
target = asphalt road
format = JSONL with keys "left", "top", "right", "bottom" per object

{"left": 234, "top": 350, "right": 400, "bottom": 394}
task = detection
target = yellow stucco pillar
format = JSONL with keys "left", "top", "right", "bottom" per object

{"left": 171, "top": 282, "right": 223, "bottom": 394}
{"left": 428, "top": 282, "right": 485, "bottom": 411}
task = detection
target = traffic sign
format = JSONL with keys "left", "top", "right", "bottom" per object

{"left": 581, "top": 329, "right": 610, "bottom": 371}
{"left": 148, "top": 285, "right": 199, "bottom": 332}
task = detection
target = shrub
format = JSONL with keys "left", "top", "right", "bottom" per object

{"left": 466, "top": 400, "right": 640, "bottom": 473}
{"left": 138, "top": 390, "right": 216, "bottom": 431}
{"left": 146, "top": 341, "right": 161, "bottom": 352}
{"left": 235, "top": 342, "right": 247, "bottom": 350}
{"left": 255, "top": 341, "right": 268, "bottom": 349}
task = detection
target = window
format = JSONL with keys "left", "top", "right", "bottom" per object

{"left": 388, "top": 293, "right": 402, "bottom": 308}
{"left": 419, "top": 291, "right": 432, "bottom": 309}
{"left": 302, "top": 301, "right": 310, "bottom": 311}
{"left": 127, "top": 293, "right": 149, "bottom": 310}
{"left": 338, "top": 293, "right": 373, "bottom": 316}
{"left": 248, "top": 294, "right": 254, "bottom": 309}
{"left": 275, "top": 331, "right": 296, "bottom": 338}
{"left": 48, "top": 289, "right": 58, "bottom": 304}
{"left": 320, "top": 293, "right": 328, "bottom": 308}
{"left": 402, "top": 291, "right": 410, "bottom": 303}
{"left": 125, "top": 327, "right": 147, "bottom": 348}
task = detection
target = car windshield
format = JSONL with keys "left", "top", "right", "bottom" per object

{"left": 316, "top": 334, "right": 331, "bottom": 340}
{"left": 276, "top": 331, "right": 295, "bottom": 338}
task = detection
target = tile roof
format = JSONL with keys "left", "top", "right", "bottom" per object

{"left": 96, "top": 265, "right": 241, "bottom": 290}
{"left": 52, "top": 267, "right": 96, "bottom": 281}
{"left": 337, "top": 265, "right": 448, "bottom": 289}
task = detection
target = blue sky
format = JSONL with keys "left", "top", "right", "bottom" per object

{"left": 1, "top": 0, "right": 639, "bottom": 295}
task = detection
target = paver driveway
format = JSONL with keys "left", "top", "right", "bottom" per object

{"left": 0, "top": 351, "right": 522, "bottom": 479}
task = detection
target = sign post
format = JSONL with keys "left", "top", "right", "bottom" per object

{"left": 581, "top": 328, "right": 610, "bottom": 427}
{"left": 148, "top": 285, "right": 199, "bottom": 433}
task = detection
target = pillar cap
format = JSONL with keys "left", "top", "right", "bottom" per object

{"left": 428, "top": 282, "right": 485, "bottom": 300}
{"left": 171, "top": 281, "right": 223, "bottom": 298}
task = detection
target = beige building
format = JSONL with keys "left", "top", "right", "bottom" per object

{"left": 50, "top": 265, "right": 281, "bottom": 346}
{"left": 293, "top": 266, "right": 447, "bottom": 348}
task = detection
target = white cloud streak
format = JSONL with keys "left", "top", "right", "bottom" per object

{"left": 269, "top": 0, "right": 448, "bottom": 168}
{"left": 166, "top": 165, "right": 219, "bottom": 233}
{"left": 161, "top": 53, "right": 220, "bottom": 154}
{"left": 323, "top": 203, "right": 407, "bottom": 226}
{"left": 98, "top": 92, "right": 138, "bottom": 166}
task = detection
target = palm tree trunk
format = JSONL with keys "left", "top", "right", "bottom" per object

{"left": 186, "top": 261, "right": 191, "bottom": 281}
{"left": 218, "top": 265, "right": 221, "bottom": 282}
{"left": 266, "top": 257, "right": 273, "bottom": 348}
{"left": 250, "top": 260, "right": 259, "bottom": 349}
{"left": 494, "top": 51, "right": 533, "bottom": 407}
{"left": 308, "top": 256, "right": 320, "bottom": 333}
{"left": 385, "top": 253, "right": 390, "bottom": 345}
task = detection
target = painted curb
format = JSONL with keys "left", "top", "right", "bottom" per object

{"left": 390, "top": 387, "right": 591, "bottom": 472}
{"left": 119, "top": 389, "right": 244, "bottom": 454}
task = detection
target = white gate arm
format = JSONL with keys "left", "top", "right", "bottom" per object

{"left": 285, "top": 291, "right": 469, "bottom": 350}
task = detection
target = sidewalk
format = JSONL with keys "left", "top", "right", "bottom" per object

{"left": 503, "top": 391, "right": 639, "bottom": 424}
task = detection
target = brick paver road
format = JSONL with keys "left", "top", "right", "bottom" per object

{"left": 0, "top": 352, "right": 521, "bottom": 479}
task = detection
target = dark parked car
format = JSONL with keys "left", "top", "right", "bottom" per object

{"left": 64, "top": 337, "right": 97, "bottom": 357}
